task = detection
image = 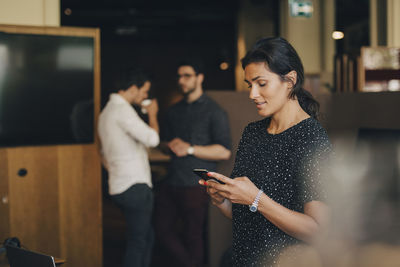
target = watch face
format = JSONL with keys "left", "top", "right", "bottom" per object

{"left": 249, "top": 205, "right": 257, "bottom": 212}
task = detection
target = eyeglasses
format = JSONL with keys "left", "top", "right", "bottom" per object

{"left": 177, "top": 73, "right": 196, "bottom": 80}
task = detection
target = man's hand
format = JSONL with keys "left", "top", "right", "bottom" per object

{"left": 144, "top": 99, "right": 158, "bottom": 118}
{"left": 167, "top": 138, "right": 191, "bottom": 157}
{"left": 143, "top": 99, "right": 159, "bottom": 133}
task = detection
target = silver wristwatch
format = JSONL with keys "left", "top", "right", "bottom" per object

{"left": 249, "top": 189, "right": 263, "bottom": 212}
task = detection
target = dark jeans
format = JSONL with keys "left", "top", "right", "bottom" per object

{"left": 154, "top": 184, "right": 209, "bottom": 267}
{"left": 111, "top": 183, "right": 154, "bottom": 267}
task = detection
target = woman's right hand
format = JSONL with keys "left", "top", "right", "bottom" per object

{"left": 199, "top": 179, "right": 225, "bottom": 206}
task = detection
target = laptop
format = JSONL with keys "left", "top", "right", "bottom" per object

{"left": 6, "top": 245, "right": 56, "bottom": 267}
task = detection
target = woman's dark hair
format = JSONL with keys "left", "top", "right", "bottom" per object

{"left": 241, "top": 37, "right": 319, "bottom": 119}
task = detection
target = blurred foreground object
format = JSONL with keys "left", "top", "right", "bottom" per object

{"left": 276, "top": 128, "right": 400, "bottom": 266}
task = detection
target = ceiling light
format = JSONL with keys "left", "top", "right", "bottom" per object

{"left": 220, "top": 62, "right": 229, "bottom": 70}
{"left": 332, "top": 31, "right": 344, "bottom": 40}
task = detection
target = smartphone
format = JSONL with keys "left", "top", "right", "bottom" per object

{"left": 193, "top": 169, "right": 225, "bottom": 184}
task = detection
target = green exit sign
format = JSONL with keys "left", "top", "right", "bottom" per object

{"left": 289, "top": 0, "right": 314, "bottom": 18}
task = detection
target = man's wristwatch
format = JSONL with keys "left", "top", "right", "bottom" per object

{"left": 249, "top": 189, "right": 263, "bottom": 213}
{"left": 187, "top": 145, "right": 194, "bottom": 155}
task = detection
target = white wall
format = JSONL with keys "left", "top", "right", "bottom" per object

{"left": 280, "top": 0, "right": 322, "bottom": 75}
{"left": 0, "top": 0, "right": 59, "bottom": 26}
{"left": 280, "top": 0, "right": 335, "bottom": 94}
{"left": 235, "top": 0, "right": 336, "bottom": 93}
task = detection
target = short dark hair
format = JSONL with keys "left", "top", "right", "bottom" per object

{"left": 177, "top": 57, "right": 204, "bottom": 75}
{"left": 241, "top": 37, "right": 320, "bottom": 119}
{"left": 119, "top": 69, "right": 150, "bottom": 91}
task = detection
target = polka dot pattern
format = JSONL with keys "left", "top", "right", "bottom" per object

{"left": 231, "top": 117, "right": 331, "bottom": 266}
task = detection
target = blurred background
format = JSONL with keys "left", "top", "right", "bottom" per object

{"left": 1, "top": 0, "right": 400, "bottom": 267}
{"left": 60, "top": 0, "right": 242, "bottom": 109}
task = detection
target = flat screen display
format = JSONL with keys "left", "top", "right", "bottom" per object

{"left": 0, "top": 32, "right": 94, "bottom": 147}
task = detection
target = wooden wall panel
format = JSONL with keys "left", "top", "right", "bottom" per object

{"left": 0, "top": 149, "right": 10, "bottom": 241}
{"left": 0, "top": 24, "right": 102, "bottom": 266}
{"left": 0, "top": 24, "right": 98, "bottom": 37}
{"left": 93, "top": 28, "right": 101, "bottom": 145}
{"left": 7, "top": 146, "right": 60, "bottom": 256}
{"left": 58, "top": 145, "right": 102, "bottom": 267}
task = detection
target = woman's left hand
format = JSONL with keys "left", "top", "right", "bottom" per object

{"left": 206, "top": 172, "right": 260, "bottom": 205}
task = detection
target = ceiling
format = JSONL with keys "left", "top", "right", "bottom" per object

{"left": 61, "top": 0, "right": 239, "bottom": 42}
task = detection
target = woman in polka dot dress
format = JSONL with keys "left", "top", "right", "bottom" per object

{"left": 199, "top": 37, "right": 331, "bottom": 266}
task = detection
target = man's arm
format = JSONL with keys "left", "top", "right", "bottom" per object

{"left": 168, "top": 138, "right": 231, "bottom": 161}
{"left": 208, "top": 105, "right": 231, "bottom": 161}
{"left": 163, "top": 102, "right": 231, "bottom": 161}
{"left": 144, "top": 99, "right": 159, "bottom": 134}
{"left": 118, "top": 105, "right": 159, "bottom": 148}
{"left": 191, "top": 144, "right": 231, "bottom": 161}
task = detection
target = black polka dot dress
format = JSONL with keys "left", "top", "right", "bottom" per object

{"left": 231, "top": 117, "right": 331, "bottom": 267}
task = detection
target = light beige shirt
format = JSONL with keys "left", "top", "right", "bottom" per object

{"left": 98, "top": 94, "right": 159, "bottom": 195}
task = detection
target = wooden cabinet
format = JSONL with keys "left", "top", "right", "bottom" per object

{"left": 0, "top": 145, "right": 102, "bottom": 267}
{"left": 0, "top": 24, "right": 102, "bottom": 267}
{"left": 6, "top": 146, "right": 61, "bottom": 255}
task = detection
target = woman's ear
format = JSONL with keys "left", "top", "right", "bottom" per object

{"left": 285, "top": 71, "right": 297, "bottom": 89}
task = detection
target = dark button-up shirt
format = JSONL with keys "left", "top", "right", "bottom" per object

{"left": 162, "top": 93, "right": 231, "bottom": 186}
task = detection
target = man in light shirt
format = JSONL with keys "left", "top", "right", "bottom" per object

{"left": 98, "top": 70, "right": 159, "bottom": 267}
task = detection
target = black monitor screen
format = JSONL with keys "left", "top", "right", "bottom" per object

{"left": 0, "top": 32, "right": 94, "bottom": 147}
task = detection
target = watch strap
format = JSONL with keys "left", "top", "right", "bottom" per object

{"left": 249, "top": 189, "right": 263, "bottom": 212}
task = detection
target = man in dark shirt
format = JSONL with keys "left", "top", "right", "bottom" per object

{"left": 155, "top": 60, "right": 231, "bottom": 267}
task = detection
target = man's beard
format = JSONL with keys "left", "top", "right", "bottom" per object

{"left": 181, "top": 86, "right": 196, "bottom": 97}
